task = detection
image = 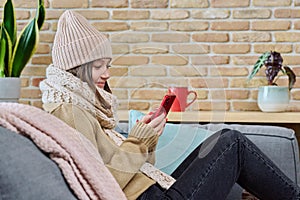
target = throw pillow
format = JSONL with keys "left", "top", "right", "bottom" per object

{"left": 128, "top": 110, "right": 213, "bottom": 175}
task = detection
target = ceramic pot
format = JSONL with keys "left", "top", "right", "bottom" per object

{"left": 0, "top": 77, "right": 21, "bottom": 102}
{"left": 257, "top": 86, "right": 289, "bottom": 112}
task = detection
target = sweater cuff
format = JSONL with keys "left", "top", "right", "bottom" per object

{"left": 128, "top": 122, "right": 158, "bottom": 150}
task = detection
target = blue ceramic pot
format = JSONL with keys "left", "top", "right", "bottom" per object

{"left": 257, "top": 86, "right": 289, "bottom": 112}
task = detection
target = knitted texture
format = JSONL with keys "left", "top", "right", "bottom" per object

{"left": 52, "top": 10, "right": 112, "bottom": 70}
{"left": 0, "top": 103, "right": 126, "bottom": 200}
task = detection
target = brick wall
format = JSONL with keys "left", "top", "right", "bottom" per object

{"left": 3, "top": 0, "right": 300, "bottom": 111}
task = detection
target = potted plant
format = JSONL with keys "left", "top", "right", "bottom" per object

{"left": 248, "top": 51, "right": 296, "bottom": 112}
{"left": 0, "top": 0, "right": 45, "bottom": 102}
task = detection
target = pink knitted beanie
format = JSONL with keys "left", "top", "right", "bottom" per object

{"left": 52, "top": 10, "right": 112, "bottom": 70}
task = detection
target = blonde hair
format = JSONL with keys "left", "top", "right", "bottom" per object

{"left": 68, "top": 61, "right": 111, "bottom": 109}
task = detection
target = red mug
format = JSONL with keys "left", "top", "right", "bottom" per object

{"left": 168, "top": 87, "right": 197, "bottom": 112}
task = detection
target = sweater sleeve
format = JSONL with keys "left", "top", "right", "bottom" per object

{"left": 128, "top": 122, "right": 158, "bottom": 164}
{"left": 105, "top": 122, "right": 158, "bottom": 188}
{"left": 45, "top": 103, "right": 158, "bottom": 189}
{"left": 128, "top": 122, "right": 159, "bottom": 152}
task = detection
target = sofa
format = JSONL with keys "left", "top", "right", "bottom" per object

{"left": 116, "top": 121, "right": 300, "bottom": 200}
{"left": 1, "top": 119, "right": 299, "bottom": 200}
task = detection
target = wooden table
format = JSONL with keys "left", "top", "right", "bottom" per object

{"left": 118, "top": 111, "right": 300, "bottom": 123}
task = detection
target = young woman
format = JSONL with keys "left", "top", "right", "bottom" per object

{"left": 40, "top": 10, "right": 300, "bottom": 200}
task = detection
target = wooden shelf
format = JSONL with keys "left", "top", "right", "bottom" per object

{"left": 117, "top": 110, "right": 300, "bottom": 124}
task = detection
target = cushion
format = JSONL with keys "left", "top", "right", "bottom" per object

{"left": 0, "top": 126, "right": 77, "bottom": 200}
{"left": 128, "top": 110, "right": 213, "bottom": 175}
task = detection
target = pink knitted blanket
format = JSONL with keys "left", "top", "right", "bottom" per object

{"left": 0, "top": 103, "right": 126, "bottom": 200}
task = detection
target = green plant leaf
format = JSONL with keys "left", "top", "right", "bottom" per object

{"left": 0, "top": 27, "right": 6, "bottom": 77}
{"left": 248, "top": 51, "right": 270, "bottom": 80}
{"left": 0, "top": 26, "right": 12, "bottom": 77}
{"left": 4, "top": 27, "right": 12, "bottom": 76}
{"left": 36, "top": 0, "right": 45, "bottom": 30}
{"left": 283, "top": 66, "right": 296, "bottom": 90}
{"left": 3, "top": 0, "right": 16, "bottom": 46}
{"left": 10, "top": 19, "right": 39, "bottom": 77}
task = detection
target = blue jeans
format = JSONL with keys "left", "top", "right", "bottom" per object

{"left": 137, "top": 129, "right": 300, "bottom": 200}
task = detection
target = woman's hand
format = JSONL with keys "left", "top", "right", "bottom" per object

{"left": 140, "top": 112, "right": 166, "bottom": 136}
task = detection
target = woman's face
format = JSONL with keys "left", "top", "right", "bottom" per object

{"left": 92, "top": 58, "right": 111, "bottom": 89}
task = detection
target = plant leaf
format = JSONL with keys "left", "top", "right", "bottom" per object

{"left": 0, "top": 26, "right": 12, "bottom": 77}
{"left": 4, "top": 27, "right": 12, "bottom": 75}
{"left": 248, "top": 51, "right": 270, "bottom": 80}
{"left": 10, "top": 19, "right": 39, "bottom": 77}
{"left": 283, "top": 66, "right": 296, "bottom": 90}
{"left": 0, "top": 27, "right": 6, "bottom": 77}
{"left": 36, "top": 0, "right": 45, "bottom": 30}
{"left": 3, "top": 0, "right": 16, "bottom": 46}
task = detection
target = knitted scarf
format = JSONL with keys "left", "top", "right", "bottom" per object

{"left": 40, "top": 65, "right": 118, "bottom": 129}
{"left": 40, "top": 65, "right": 176, "bottom": 189}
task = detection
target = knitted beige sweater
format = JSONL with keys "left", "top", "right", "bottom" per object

{"left": 39, "top": 65, "right": 176, "bottom": 199}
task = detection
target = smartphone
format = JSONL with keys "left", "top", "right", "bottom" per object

{"left": 147, "top": 94, "right": 176, "bottom": 123}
